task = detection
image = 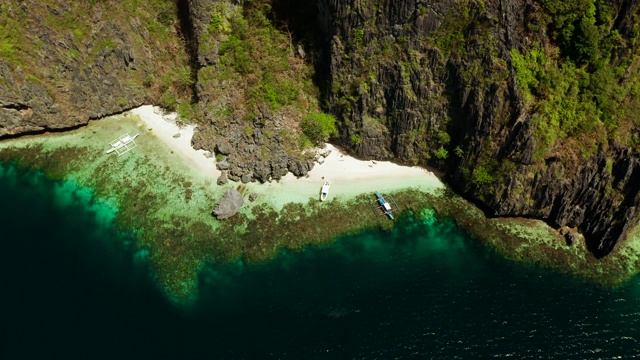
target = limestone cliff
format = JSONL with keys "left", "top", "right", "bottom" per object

{"left": 186, "top": 0, "right": 320, "bottom": 182}
{"left": 0, "top": 0, "right": 194, "bottom": 136}
{"left": 2, "top": 0, "right": 640, "bottom": 259}
{"left": 316, "top": 0, "right": 640, "bottom": 257}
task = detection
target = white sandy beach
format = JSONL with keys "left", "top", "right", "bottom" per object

{"left": 252, "top": 144, "right": 445, "bottom": 209}
{"left": 128, "top": 105, "right": 445, "bottom": 209}
{"left": 129, "top": 106, "right": 220, "bottom": 178}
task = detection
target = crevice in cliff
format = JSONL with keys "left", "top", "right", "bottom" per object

{"left": 2, "top": 103, "right": 31, "bottom": 112}
{"left": 176, "top": 0, "right": 199, "bottom": 103}
{"left": 0, "top": 104, "right": 145, "bottom": 141}
{"left": 87, "top": 104, "right": 147, "bottom": 121}
{"left": 0, "top": 124, "right": 88, "bottom": 141}
{"left": 270, "top": 0, "right": 331, "bottom": 101}
{"left": 445, "top": 175, "right": 623, "bottom": 260}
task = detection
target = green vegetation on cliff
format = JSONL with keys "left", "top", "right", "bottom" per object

{"left": 196, "top": 0, "right": 318, "bottom": 139}
{"left": 3, "top": 0, "right": 640, "bottom": 302}
{"left": 186, "top": 0, "right": 326, "bottom": 171}
{"left": 301, "top": 112, "right": 338, "bottom": 145}
{"left": 512, "top": 0, "right": 640, "bottom": 158}
{"left": 0, "top": 0, "right": 193, "bottom": 133}
{"left": 319, "top": 0, "right": 640, "bottom": 258}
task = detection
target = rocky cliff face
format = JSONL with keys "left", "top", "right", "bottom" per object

{"left": 183, "top": 0, "right": 321, "bottom": 182}
{"left": 318, "top": 0, "right": 640, "bottom": 257}
{"left": 2, "top": 0, "right": 640, "bottom": 258}
{"left": 0, "top": 0, "right": 317, "bottom": 182}
{"left": 0, "top": 1, "right": 192, "bottom": 136}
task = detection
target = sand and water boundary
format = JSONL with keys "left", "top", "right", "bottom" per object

{"left": 2, "top": 105, "right": 639, "bottom": 302}
{"left": 130, "top": 105, "right": 446, "bottom": 209}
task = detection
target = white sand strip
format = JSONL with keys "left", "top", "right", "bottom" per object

{"left": 248, "top": 144, "right": 445, "bottom": 209}
{"left": 306, "top": 144, "right": 435, "bottom": 182}
{"left": 129, "top": 105, "right": 220, "bottom": 179}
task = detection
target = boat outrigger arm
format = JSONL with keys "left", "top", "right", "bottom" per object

{"left": 107, "top": 133, "right": 139, "bottom": 156}
{"left": 370, "top": 192, "right": 400, "bottom": 220}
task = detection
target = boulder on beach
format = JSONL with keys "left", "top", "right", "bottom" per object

{"left": 213, "top": 189, "right": 244, "bottom": 219}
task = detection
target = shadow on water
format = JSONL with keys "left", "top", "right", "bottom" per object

{"left": 2, "top": 162, "right": 640, "bottom": 359}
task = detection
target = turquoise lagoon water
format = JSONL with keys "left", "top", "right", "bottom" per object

{"left": 1, "top": 162, "right": 640, "bottom": 359}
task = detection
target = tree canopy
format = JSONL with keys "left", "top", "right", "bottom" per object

{"left": 301, "top": 113, "right": 338, "bottom": 145}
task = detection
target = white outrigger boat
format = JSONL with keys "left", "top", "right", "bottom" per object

{"left": 320, "top": 180, "right": 330, "bottom": 201}
{"left": 106, "top": 133, "right": 139, "bottom": 156}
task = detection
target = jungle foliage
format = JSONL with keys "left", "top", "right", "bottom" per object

{"left": 301, "top": 113, "right": 338, "bottom": 145}
{"left": 216, "top": 0, "right": 304, "bottom": 111}
{"left": 511, "top": 0, "right": 640, "bottom": 158}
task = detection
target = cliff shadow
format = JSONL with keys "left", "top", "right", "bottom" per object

{"left": 270, "top": 0, "right": 332, "bottom": 102}
{"left": 176, "top": 0, "right": 199, "bottom": 103}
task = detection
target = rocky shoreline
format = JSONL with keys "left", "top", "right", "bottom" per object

{"left": 207, "top": 133, "right": 318, "bottom": 184}
{"left": 2, "top": 0, "right": 640, "bottom": 263}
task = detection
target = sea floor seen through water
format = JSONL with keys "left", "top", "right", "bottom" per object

{"left": 1, "top": 163, "right": 640, "bottom": 359}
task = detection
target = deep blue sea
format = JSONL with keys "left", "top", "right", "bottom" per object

{"left": 2, "top": 162, "right": 640, "bottom": 359}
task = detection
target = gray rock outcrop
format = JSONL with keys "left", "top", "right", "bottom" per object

{"left": 213, "top": 188, "right": 244, "bottom": 219}
{"left": 241, "top": 171, "right": 253, "bottom": 183}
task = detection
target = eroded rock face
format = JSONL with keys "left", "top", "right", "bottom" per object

{"left": 0, "top": 1, "right": 190, "bottom": 137}
{"left": 213, "top": 188, "right": 244, "bottom": 219}
{"left": 1, "top": 0, "right": 317, "bottom": 184}
{"left": 4, "top": 0, "right": 640, "bottom": 258}
{"left": 184, "top": 0, "right": 320, "bottom": 185}
{"left": 319, "top": 0, "right": 640, "bottom": 257}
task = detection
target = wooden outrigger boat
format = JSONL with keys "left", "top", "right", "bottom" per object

{"left": 370, "top": 192, "right": 399, "bottom": 219}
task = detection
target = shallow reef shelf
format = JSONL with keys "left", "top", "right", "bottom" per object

{"left": 0, "top": 113, "right": 638, "bottom": 304}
